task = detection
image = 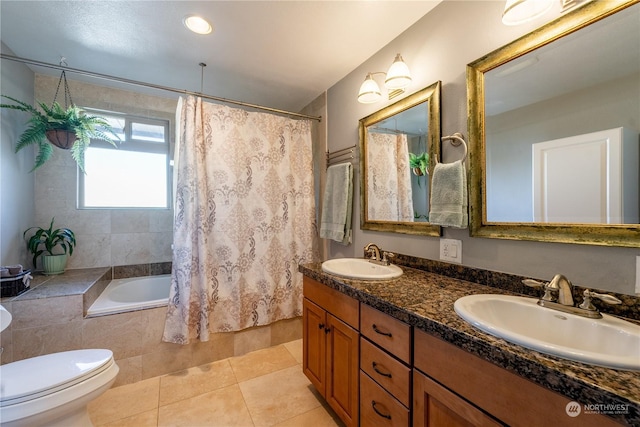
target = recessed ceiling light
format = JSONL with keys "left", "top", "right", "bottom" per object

{"left": 184, "top": 15, "right": 213, "bottom": 35}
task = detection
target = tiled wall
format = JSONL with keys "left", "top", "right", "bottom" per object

{"left": 0, "top": 294, "right": 302, "bottom": 387}
{"left": 32, "top": 74, "right": 176, "bottom": 270}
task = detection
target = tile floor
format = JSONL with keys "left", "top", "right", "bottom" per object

{"left": 88, "top": 339, "right": 345, "bottom": 427}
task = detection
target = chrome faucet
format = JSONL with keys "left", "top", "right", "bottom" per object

{"left": 547, "top": 274, "right": 574, "bottom": 306}
{"left": 523, "top": 274, "right": 621, "bottom": 319}
{"left": 364, "top": 243, "right": 381, "bottom": 261}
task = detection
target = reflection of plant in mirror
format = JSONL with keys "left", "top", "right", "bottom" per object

{"left": 414, "top": 212, "right": 429, "bottom": 221}
{"left": 409, "top": 152, "right": 429, "bottom": 186}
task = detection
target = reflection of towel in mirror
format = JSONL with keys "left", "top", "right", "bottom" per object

{"left": 428, "top": 160, "right": 468, "bottom": 228}
{"left": 320, "top": 163, "right": 353, "bottom": 245}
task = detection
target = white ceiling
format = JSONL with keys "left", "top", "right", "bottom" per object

{"left": 0, "top": 1, "right": 442, "bottom": 113}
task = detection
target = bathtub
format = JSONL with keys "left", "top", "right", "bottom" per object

{"left": 87, "top": 274, "right": 171, "bottom": 316}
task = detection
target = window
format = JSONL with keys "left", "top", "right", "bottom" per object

{"left": 78, "top": 111, "right": 170, "bottom": 209}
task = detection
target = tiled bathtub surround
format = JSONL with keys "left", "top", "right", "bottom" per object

{"left": 0, "top": 266, "right": 303, "bottom": 388}
{"left": 301, "top": 259, "right": 640, "bottom": 426}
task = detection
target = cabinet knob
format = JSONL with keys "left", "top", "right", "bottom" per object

{"left": 324, "top": 327, "right": 330, "bottom": 334}
{"left": 371, "top": 400, "right": 392, "bottom": 420}
{"left": 319, "top": 323, "right": 325, "bottom": 329}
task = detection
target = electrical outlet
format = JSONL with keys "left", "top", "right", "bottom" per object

{"left": 440, "top": 239, "right": 462, "bottom": 264}
{"left": 636, "top": 256, "right": 640, "bottom": 295}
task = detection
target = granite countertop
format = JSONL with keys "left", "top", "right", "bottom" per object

{"left": 299, "top": 262, "right": 640, "bottom": 426}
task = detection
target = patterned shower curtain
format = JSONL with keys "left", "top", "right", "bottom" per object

{"left": 367, "top": 132, "right": 414, "bottom": 221}
{"left": 163, "top": 96, "right": 319, "bottom": 344}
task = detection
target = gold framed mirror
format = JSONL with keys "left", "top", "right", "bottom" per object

{"left": 359, "top": 81, "right": 441, "bottom": 236}
{"left": 467, "top": 0, "right": 639, "bottom": 247}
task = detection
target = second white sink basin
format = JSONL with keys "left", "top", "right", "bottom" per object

{"left": 321, "top": 258, "right": 403, "bottom": 280}
{"left": 454, "top": 294, "right": 640, "bottom": 371}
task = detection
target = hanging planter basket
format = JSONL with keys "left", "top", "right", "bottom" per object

{"left": 45, "top": 129, "right": 77, "bottom": 150}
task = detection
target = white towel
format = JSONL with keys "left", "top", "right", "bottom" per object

{"left": 428, "top": 160, "right": 468, "bottom": 228}
{"left": 320, "top": 163, "right": 353, "bottom": 245}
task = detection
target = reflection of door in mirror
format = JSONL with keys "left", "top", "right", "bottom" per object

{"left": 483, "top": 2, "right": 639, "bottom": 226}
{"left": 532, "top": 128, "right": 638, "bottom": 224}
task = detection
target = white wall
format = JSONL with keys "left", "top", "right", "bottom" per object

{"left": 0, "top": 43, "right": 35, "bottom": 268}
{"left": 325, "top": 1, "right": 639, "bottom": 295}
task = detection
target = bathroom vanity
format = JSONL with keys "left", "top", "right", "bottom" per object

{"left": 300, "top": 260, "right": 639, "bottom": 426}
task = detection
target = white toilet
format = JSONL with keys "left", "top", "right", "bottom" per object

{"left": 0, "top": 306, "right": 119, "bottom": 426}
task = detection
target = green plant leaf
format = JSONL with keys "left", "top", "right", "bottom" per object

{"left": 2, "top": 95, "right": 120, "bottom": 171}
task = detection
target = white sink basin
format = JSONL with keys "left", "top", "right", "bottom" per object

{"left": 454, "top": 294, "right": 640, "bottom": 371}
{"left": 321, "top": 258, "right": 403, "bottom": 280}
{"left": 0, "top": 304, "right": 12, "bottom": 332}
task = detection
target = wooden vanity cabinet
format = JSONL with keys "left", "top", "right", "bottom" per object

{"left": 413, "top": 329, "right": 621, "bottom": 427}
{"left": 303, "top": 277, "right": 359, "bottom": 427}
{"left": 360, "top": 304, "right": 412, "bottom": 427}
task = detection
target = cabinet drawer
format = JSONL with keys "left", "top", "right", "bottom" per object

{"left": 303, "top": 277, "right": 359, "bottom": 329}
{"left": 360, "top": 337, "right": 411, "bottom": 406}
{"left": 360, "top": 371, "right": 409, "bottom": 427}
{"left": 360, "top": 303, "right": 411, "bottom": 363}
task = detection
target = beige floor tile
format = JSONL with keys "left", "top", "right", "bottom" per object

{"left": 159, "top": 359, "right": 237, "bottom": 406}
{"left": 272, "top": 406, "right": 344, "bottom": 427}
{"left": 230, "top": 344, "right": 298, "bottom": 382}
{"left": 283, "top": 339, "right": 303, "bottom": 365}
{"left": 88, "top": 377, "right": 160, "bottom": 426}
{"left": 158, "top": 384, "right": 254, "bottom": 427}
{"left": 97, "top": 409, "right": 158, "bottom": 427}
{"left": 239, "top": 365, "right": 322, "bottom": 426}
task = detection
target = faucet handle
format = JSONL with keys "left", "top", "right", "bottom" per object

{"left": 522, "top": 279, "right": 545, "bottom": 288}
{"left": 381, "top": 251, "right": 395, "bottom": 265}
{"left": 522, "top": 279, "right": 556, "bottom": 302}
{"left": 578, "top": 289, "right": 622, "bottom": 311}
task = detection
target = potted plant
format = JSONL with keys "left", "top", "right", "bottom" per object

{"left": 24, "top": 218, "right": 76, "bottom": 275}
{"left": 0, "top": 95, "right": 119, "bottom": 171}
{"left": 409, "top": 152, "right": 429, "bottom": 187}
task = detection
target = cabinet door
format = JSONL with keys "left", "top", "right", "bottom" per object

{"left": 413, "top": 370, "right": 503, "bottom": 427}
{"left": 326, "top": 313, "right": 359, "bottom": 427}
{"left": 303, "top": 298, "right": 326, "bottom": 396}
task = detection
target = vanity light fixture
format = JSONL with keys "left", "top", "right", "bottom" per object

{"left": 501, "top": 0, "right": 554, "bottom": 25}
{"left": 357, "top": 54, "right": 412, "bottom": 104}
{"left": 184, "top": 15, "right": 213, "bottom": 35}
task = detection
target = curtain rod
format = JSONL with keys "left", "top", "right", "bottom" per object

{"left": 0, "top": 53, "right": 322, "bottom": 122}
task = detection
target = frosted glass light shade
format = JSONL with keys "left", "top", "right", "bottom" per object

{"left": 358, "top": 74, "right": 382, "bottom": 104}
{"left": 184, "top": 15, "right": 213, "bottom": 34}
{"left": 385, "top": 54, "right": 412, "bottom": 90}
{"left": 502, "top": 0, "right": 554, "bottom": 25}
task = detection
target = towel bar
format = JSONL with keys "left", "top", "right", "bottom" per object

{"left": 327, "top": 145, "right": 357, "bottom": 168}
{"left": 438, "top": 133, "right": 467, "bottom": 164}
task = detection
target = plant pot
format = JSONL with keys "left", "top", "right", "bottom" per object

{"left": 46, "top": 129, "right": 77, "bottom": 149}
{"left": 41, "top": 254, "right": 67, "bottom": 275}
{"left": 412, "top": 167, "right": 424, "bottom": 176}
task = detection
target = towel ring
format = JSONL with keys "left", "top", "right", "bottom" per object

{"left": 436, "top": 132, "right": 467, "bottom": 164}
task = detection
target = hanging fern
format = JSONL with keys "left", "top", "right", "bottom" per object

{"left": 1, "top": 95, "right": 119, "bottom": 171}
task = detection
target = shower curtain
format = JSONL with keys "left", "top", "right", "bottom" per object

{"left": 163, "top": 96, "right": 319, "bottom": 344}
{"left": 367, "top": 132, "right": 414, "bottom": 221}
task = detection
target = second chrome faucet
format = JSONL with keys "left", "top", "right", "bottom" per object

{"left": 523, "top": 273, "right": 621, "bottom": 319}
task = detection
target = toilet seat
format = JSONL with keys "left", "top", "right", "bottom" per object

{"left": 0, "top": 349, "right": 115, "bottom": 406}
